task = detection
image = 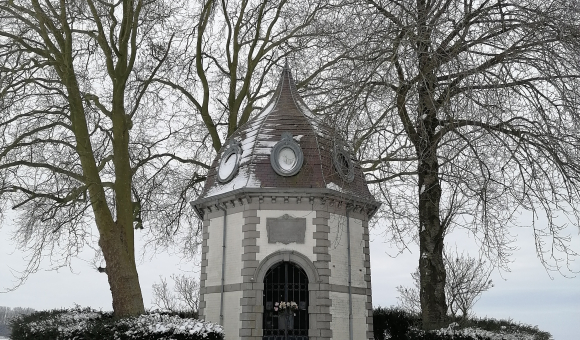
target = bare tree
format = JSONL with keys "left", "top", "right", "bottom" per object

{"left": 154, "top": 0, "right": 341, "bottom": 146}
{"left": 397, "top": 248, "right": 494, "bottom": 320}
{"left": 173, "top": 274, "right": 200, "bottom": 313}
{"left": 0, "top": 0, "right": 337, "bottom": 317}
{"left": 152, "top": 277, "right": 178, "bottom": 312}
{"left": 0, "top": 0, "right": 205, "bottom": 316}
{"left": 444, "top": 250, "right": 494, "bottom": 319}
{"left": 310, "top": 0, "right": 580, "bottom": 329}
{"left": 151, "top": 275, "right": 199, "bottom": 313}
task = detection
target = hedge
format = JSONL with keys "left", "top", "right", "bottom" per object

{"left": 9, "top": 307, "right": 223, "bottom": 340}
{"left": 372, "top": 307, "right": 551, "bottom": 340}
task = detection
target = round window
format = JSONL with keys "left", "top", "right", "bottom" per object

{"left": 217, "top": 140, "right": 241, "bottom": 183}
{"left": 278, "top": 147, "right": 297, "bottom": 171}
{"left": 333, "top": 142, "right": 354, "bottom": 182}
{"left": 270, "top": 132, "right": 303, "bottom": 177}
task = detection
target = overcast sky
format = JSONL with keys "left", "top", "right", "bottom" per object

{"left": 1, "top": 212, "right": 579, "bottom": 339}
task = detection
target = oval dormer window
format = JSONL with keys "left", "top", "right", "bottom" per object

{"left": 270, "top": 132, "right": 303, "bottom": 176}
{"left": 333, "top": 142, "right": 354, "bottom": 182}
{"left": 217, "top": 139, "right": 241, "bottom": 183}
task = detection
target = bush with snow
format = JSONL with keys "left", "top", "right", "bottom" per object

{"left": 373, "top": 306, "right": 552, "bottom": 340}
{"left": 9, "top": 307, "right": 223, "bottom": 340}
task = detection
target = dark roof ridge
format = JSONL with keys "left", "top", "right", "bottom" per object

{"left": 232, "top": 66, "right": 287, "bottom": 189}
{"left": 283, "top": 66, "right": 328, "bottom": 188}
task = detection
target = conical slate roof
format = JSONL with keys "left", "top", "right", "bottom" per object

{"left": 193, "top": 65, "right": 377, "bottom": 208}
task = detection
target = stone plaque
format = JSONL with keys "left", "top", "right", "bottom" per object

{"left": 266, "top": 214, "right": 306, "bottom": 244}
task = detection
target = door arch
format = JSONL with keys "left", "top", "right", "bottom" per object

{"left": 262, "top": 261, "right": 309, "bottom": 340}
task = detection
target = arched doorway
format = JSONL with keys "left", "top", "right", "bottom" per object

{"left": 263, "top": 261, "right": 309, "bottom": 340}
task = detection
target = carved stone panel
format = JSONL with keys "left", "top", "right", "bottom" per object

{"left": 266, "top": 214, "right": 306, "bottom": 244}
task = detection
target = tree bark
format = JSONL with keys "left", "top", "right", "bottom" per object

{"left": 416, "top": 0, "right": 447, "bottom": 329}
{"left": 99, "top": 228, "right": 145, "bottom": 316}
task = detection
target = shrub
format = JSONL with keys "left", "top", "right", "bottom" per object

{"left": 373, "top": 306, "right": 420, "bottom": 340}
{"left": 9, "top": 307, "right": 223, "bottom": 340}
{"left": 372, "top": 307, "right": 552, "bottom": 340}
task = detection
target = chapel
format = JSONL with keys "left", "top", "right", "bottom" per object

{"left": 191, "top": 65, "right": 380, "bottom": 340}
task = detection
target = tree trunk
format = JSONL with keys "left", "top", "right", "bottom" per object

{"left": 99, "top": 228, "right": 145, "bottom": 317}
{"left": 416, "top": 115, "right": 447, "bottom": 328}
{"left": 415, "top": 0, "right": 448, "bottom": 329}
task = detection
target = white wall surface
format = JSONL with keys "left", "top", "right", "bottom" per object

{"left": 329, "top": 292, "right": 368, "bottom": 340}
{"left": 205, "top": 212, "right": 244, "bottom": 287}
{"left": 328, "top": 214, "right": 366, "bottom": 287}
{"left": 203, "top": 293, "right": 221, "bottom": 324}
{"left": 202, "top": 291, "right": 242, "bottom": 340}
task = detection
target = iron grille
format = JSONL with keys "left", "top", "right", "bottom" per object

{"left": 263, "top": 261, "right": 309, "bottom": 340}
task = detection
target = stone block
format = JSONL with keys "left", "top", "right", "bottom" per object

{"left": 244, "top": 216, "right": 261, "bottom": 224}
{"left": 308, "top": 329, "right": 321, "bottom": 337}
{"left": 243, "top": 210, "right": 258, "bottom": 217}
{"left": 239, "top": 312, "right": 256, "bottom": 321}
{"left": 316, "top": 224, "right": 330, "bottom": 233}
{"left": 243, "top": 290, "right": 256, "bottom": 298}
{"left": 313, "top": 232, "right": 328, "bottom": 240}
{"left": 242, "top": 223, "right": 257, "bottom": 232}
{"left": 312, "top": 217, "right": 329, "bottom": 225}
{"left": 241, "top": 320, "right": 256, "bottom": 329}
{"left": 240, "top": 267, "right": 256, "bottom": 276}
{"left": 242, "top": 238, "right": 257, "bottom": 247}
{"left": 314, "top": 261, "right": 329, "bottom": 269}
{"left": 316, "top": 239, "right": 331, "bottom": 247}
{"left": 239, "top": 297, "right": 256, "bottom": 306}
{"left": 239, "top": 328, "right": 252, "bottom": 336}
{"left": 314, "top": 290, "right": 329, "bottom": 299}
{"left": 320, "top": 329, "right": 333, "bottom": 338}
{"left": 243, "top": 230, "right": 260, "bottom": 239}
{"left": 316, "top": 210, "right": 331, "bottom": 219}
{"left": 242, "top": 253, "right": 256, "bottom": 261}
{"left": 244, "top": 245, "right": 260, "bottom": 253}
{"left": 313, "top": 246, "right": 328, "bottom": 254}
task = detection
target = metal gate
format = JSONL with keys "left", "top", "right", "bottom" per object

{"left": 263, "top": 261, "right": 309, "bottom": 340}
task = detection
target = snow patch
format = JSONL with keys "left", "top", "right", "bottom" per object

{"left": 326, "top": 182, "right": 344, "bottom": 193}
{"left": 431, "top": 326, "right": 537, "bottom": 340}
{"left": 19, "top": 308, "right": 224, "bottom": 338}
{"left": 206, "top": 169, "right": 251, "bottom": 197}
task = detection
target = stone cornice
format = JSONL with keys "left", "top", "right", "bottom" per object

{"left": 190, "top": 187, "right": 381, "bottom": 220}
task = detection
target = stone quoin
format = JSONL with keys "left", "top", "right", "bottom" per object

{"left": 191, "top": 65, "right": 380, "bottom": 340}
